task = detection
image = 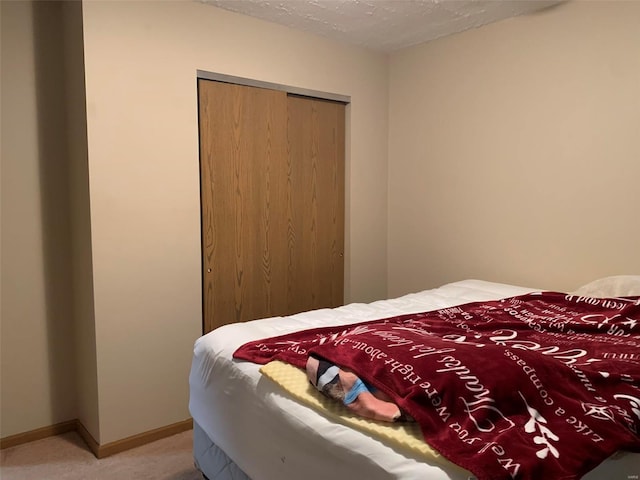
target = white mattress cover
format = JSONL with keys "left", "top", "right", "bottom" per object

{"left": 188, "top": 279, "right": 638, "bottom": 480}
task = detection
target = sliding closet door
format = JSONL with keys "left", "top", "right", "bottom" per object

{"left": 199, "top": 80, "right": 289, "bottom": 332}
{"left": 199, "top": 79, "right": 344, "bottom": 333}
{"left": 286, "top": 95, "right": 345, "bottom": 315}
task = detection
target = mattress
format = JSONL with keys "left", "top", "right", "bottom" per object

{"left": 188, "top": 279, "right": 639, "bottom": 480}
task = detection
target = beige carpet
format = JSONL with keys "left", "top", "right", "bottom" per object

{"left": 0, "top": 429, "right": 203, "bottom": 480}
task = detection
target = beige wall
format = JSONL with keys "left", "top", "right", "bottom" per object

{"left": 1, "top": 1, "right": 77, "bottom": 437}
{"left": 1, "top": 0, "right": 389, "bottom": 443}
{"left": 388, "top": 1, "right": 640, "bottom": 297}
{"left": 80, "top": 1, "right": 389, "bottom": 443}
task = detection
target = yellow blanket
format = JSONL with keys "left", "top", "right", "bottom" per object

{"left": 260, "top": 360, "right": 443, "bottom": 462}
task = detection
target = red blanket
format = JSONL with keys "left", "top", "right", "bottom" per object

{"left": 233, "top": 292, "right": 640, "bottom": 480}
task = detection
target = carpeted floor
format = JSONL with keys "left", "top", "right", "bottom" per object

{"left": 0, "top": 429, "right": 203, "bottom": 480}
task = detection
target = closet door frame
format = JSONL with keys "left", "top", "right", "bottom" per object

{"left": 196, "top": 71, "right": 350, "bottom": 334}
{"left": 197, "top": 71, "right": 350, "bottom": 104}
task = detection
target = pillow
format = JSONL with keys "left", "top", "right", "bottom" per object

{"left": 573, "top": 275, "right": 640, "bottom": 298}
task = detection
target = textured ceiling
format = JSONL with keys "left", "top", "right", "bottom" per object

{"left": 200, "top": 0, "right": 561, "bottom": 52}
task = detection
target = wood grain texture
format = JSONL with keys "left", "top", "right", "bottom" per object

{"left": 199, "top": 80, "right": 288, "bottom": 332}
{"left": 287, "top": 96, "right": 345, "bottom": 314}
{"left": 199, "top": 80, "right": 344, "bottom": 333}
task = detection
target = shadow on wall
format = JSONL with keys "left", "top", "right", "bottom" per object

{"left": 525, "top": 0, "right": 569, "bottom": 17}
{"left": 32, "top": 0, "right": 76, "bottom": 423}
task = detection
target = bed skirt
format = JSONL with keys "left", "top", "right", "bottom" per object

{"left": 193, "top": 421, "right": 252, "bottom": 480}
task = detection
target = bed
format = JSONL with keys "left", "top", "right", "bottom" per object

{"left": 188, "top": 278, "right": 640, "bottom": 480}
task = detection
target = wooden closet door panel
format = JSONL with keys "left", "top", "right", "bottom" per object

{"left": 287, "top": 96, "right": 345, "bottom": 313}
{"left": 199, "top": 80, "right": 289, "bottom": 332}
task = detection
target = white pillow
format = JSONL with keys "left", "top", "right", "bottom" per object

{"left": 573, "top": 275, "right": 640, "bottom": 298}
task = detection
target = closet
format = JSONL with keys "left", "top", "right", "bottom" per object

{"left": 198, "top": 79, "right": 346, "bottom": 333}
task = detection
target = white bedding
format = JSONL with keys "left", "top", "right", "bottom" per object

{"left": 188, "top": 279, "right": 639, "bottom": 480}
